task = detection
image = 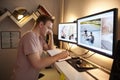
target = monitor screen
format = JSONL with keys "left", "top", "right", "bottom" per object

{"left": 58, "top": 22, "right": 77, "bottom": 43}
{"left": 77, "top": 8, "right": 118, "bottom": 58}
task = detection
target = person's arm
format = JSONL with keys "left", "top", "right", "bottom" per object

{"left": 48, "top": 30, "right": 54, "bottom": 49}
{"left": 27, "top": 51, "right": 69, "bottom": 70}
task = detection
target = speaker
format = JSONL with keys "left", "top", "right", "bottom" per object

{"left": 110, "top": 40, "right": 120, "bottom": 80}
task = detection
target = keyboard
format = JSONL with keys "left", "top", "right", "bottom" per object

{"left": 87, "top": 69, "right": 109, "bottom": 80}
{"left": 47, "top": 49, "right": 71, "bottom": 61}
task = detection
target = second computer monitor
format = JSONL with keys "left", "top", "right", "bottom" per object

{"left": 58, "top": 22, "right": 77, "bottom": 43}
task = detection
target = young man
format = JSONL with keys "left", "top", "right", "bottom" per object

{"left": 13, "top": 15, "right": 69, "bottom": 80}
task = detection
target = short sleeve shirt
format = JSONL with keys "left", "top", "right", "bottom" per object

{"left": 13, "top": 31, "right": 44, "bottom": 80}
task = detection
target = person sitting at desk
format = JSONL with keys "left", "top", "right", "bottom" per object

{"left": 12, "top": 15, "right": 69, "bottom": 80}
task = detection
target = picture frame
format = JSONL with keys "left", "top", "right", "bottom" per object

{"left": 1, "top": 31, "right": 21, "bottom": 49}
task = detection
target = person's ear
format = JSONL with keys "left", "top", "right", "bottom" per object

{"left": 38, "top": 22, "right": 44, "bottom": 28}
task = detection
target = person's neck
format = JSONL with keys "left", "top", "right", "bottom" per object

{"left": 32, "top": 27, "right": 40, "bottom": 37}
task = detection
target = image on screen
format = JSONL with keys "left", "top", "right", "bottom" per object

{"left": 58, "top": 23, "right": 77, "bottom": 43}
{"left": 77, "top": 8, "right": 118, "bottom": 58}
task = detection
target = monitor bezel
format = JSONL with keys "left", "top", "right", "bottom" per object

{"left": 77, "top": 8, "right": 118, "bottom": 58}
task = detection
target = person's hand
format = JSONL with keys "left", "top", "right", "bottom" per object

{"left": 55, "top": 51, "right": 69, "bottom": 60}
{"left": 47, "top": 29, "right": 53, "bottom": 36}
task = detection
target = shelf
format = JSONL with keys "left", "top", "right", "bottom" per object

{"left": 0, "top": 5, "right": 54, "bottom": 28}
{"left": 0, "top": 11, "right": 11, "bottom": 22}
{"left": 0, "top": 11, "right": 38, "bottom": 28}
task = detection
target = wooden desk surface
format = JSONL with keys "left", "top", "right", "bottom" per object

{"left": 47, "top": 49, "right": 110, "bottom": 80}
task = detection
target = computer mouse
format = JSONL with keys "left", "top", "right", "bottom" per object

{"left": 76, "top": 59, "right": 82, "bottom": 64}
{"left": 76, "top": 60, "right": 82, "bottom": 69}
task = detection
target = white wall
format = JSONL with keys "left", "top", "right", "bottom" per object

{"left": 0, "top": 0, "right": 60, "bottom": 34}
{"left": 0, "top": 17, "right": 34, "bottom": 80}
{"left": 61, "top": 0, "right": 120, "bottom": 71}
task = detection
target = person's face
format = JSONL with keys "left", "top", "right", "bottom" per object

{"left": 41, "top": 21, "right": 53, "bottom": 37}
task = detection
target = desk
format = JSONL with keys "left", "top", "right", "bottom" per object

{"left": 47, "top": 49, "right": 110, "bottom": 80}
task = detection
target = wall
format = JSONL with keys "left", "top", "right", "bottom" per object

{"left": 0, "top": 17, "right": 34, "bottom": 80}
{"left": 0, "top": 0, "right": 60, "bottom": 80}
{"left": 63, "top": 0, "right": 120, "bottom": 39}
{"left": 0, "top": 0, "right": 60, "bottom": 34}
{"left": 61, "top": 0, "right": 120, "bottom": 71}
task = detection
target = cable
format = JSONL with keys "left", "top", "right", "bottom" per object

{"left": 68, "top": 43, "right": 74, "bottom": 50}
{"left": 86, "top": 71, "right": 98, "bottom": 80}
{"left": 66, "top": 42, "right": 74, "bottom": 51}
{"left": 79, "top": 50, "right": 90, "bottom": 56}
{"left": 83, "top": 52, "right": 96, "bottom": 59}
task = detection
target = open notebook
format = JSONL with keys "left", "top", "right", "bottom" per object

{"left": 47, "top": 49, "right": 71, "bottom": 62}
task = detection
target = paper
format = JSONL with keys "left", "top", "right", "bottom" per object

{"left": 47, "top": 49, "right": 71, "bottom": 62}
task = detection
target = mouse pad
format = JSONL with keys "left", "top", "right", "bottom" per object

{"left": 66, "top": 57, "right": 97, "bottom": 72}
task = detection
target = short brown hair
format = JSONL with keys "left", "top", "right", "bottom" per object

{"left": 36, "top": 15, "right": 54, "bottom": 25}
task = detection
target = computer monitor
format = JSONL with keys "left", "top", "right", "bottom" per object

{"left": 77, "top": 8, "right": 118, "bottom": 58}
{"left": 58, "top": 22, "right": 77, "bottom": 43}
